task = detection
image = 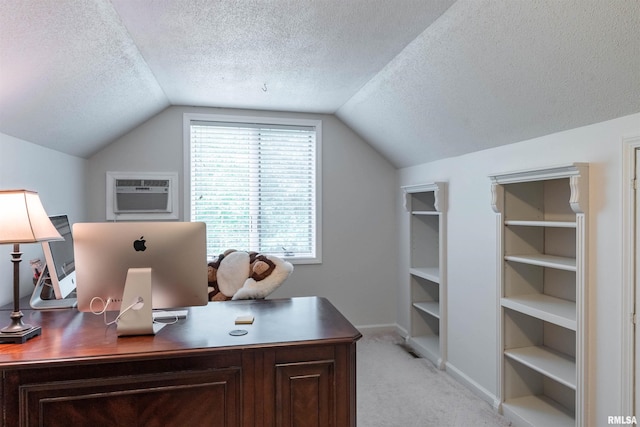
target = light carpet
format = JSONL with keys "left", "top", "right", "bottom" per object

{"left": 357, "top": 332, "right": 512, "bottom": 427}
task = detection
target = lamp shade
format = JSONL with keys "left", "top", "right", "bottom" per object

{"left": 0, "top": 189, "right": 63, "bottom": 244}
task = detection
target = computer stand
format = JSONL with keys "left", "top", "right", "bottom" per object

{"left": 29, "top": 266, "right": 77, "bottom": 310}
{"left": 117, "top": 267, "right": 165, "bottom": 337}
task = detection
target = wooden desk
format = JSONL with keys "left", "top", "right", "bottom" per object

{"left": 0, "top": 297, "right": 361, "bottom": 427}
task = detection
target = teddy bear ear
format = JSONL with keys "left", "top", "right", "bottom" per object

{"left": 252, "top": 260, "right": 270, "bottom": 275}
{"left": 250, "top": 257, "right": 276, "bottom": 281}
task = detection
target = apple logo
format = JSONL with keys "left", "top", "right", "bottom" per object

{"left": 133, "top": 236, "right": 147, "bottom": 252}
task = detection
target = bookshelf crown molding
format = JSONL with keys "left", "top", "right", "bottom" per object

{"left": 489, "top": 163, "right": 588, "bottom": 214}
{"left": 402, "top": 182, "right": 446, "bottom": 213}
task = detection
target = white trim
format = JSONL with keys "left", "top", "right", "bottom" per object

{"left": 395, "top": 323, "right": 409, "bottom": 339}
{"left": 492, "top": 184, "right": 504, "bottom": 412}
{"left": 355, "top": 323, "right": 402, "bottom": 336}
{"left": 622, "top": 134, "right": 640, "bottom": 416}
{"left": 445, "top": 361, "right": 502, "bottom": 411}
{"left": 182, "top": 114, "right": 193, "bottom": 221}
{"left": 489, "top": 162, "right": 589, "bottom": 185}
{"left": 182, "top": 112, "right": 322, "bottom": 264}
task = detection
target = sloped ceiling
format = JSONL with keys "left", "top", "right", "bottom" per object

{"left": 1, "top": 0, "right": 639, "bottom": 167}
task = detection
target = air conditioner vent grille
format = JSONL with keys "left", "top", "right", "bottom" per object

{"left": 116, "top": 179, "right": 142, "bottom": 187}
{"left": 116, "top": 179, "right": 169, "bottom": 187}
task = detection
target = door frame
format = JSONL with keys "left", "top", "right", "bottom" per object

{"left": 622, "top": 135, "right": 640, "bottom": 415}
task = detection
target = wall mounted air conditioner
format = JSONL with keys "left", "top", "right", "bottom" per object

{"left": 106, "top": 172, "right": 179, "bottom": 220}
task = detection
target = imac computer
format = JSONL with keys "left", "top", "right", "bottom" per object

{"left": 73, "top": 221, "right": 208, "bottom": 336}
{"left": 30, "top": 214, "right": 78, "bottom": 309}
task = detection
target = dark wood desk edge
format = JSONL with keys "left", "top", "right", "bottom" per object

{"left": 0, "top": 336, "right": 361, "bottom": 370}
{"left": 0, "top": 296, "right": 362, "bottom": 369}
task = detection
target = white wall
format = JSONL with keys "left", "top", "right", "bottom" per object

{"left": 397, "top": 113, "right": 640, "bottom": 425}
{"left": 85, "top": 106, "right": 399, "bottom": 327}
{"left": 0, "top": 133, "right": 87, "bottom": 307}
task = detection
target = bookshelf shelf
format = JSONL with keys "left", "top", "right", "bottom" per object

{"left": 410, "top": 267, "right": 440, "bottom": 283}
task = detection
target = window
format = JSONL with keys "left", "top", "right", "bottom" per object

{"left": 184, "top": 114, "right": 321, "bottom": 264}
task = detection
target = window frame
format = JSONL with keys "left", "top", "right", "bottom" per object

{"left": 183, "top": 112, "right": 322, "bottom": 265}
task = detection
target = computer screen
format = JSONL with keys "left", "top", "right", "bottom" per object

{"left": 42, "top": 214, "right": 76, "bottom": 299}
{"left": 73, "top": 221, "right": 208, "bottom": 317}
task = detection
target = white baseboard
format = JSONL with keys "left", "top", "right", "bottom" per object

{"left": 445, "top": 361, "right": 501, "bottom": 411}
{"left": 395, "top": 324, "right": 408, "bottom": 338}
{"left": 355, "top": 323, "right": 407, "bottom": 337}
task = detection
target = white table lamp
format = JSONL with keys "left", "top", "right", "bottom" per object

{"left": 0, "top": 189, "right": 62, "bottom": 343}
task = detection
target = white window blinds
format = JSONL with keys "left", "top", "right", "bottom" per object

{"left": 188, "top": 119, "right": 320, "bottom": 262}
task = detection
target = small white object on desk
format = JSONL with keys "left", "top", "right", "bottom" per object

{"left": 235, "top": 315, "right": 255, "bottom": 325}
{"left": 152, "top": 310, "right": 188, "bottom": 321}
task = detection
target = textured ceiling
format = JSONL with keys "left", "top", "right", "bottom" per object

{"left": 337, "top": 0, "right": 640, "bottom": 167}
{"left": 0, "top": 0, "right": 639, "bottom": 166}
{"left": 110, "top": 0, "right": 454, "bottom": 113}
{"left": 0, "top": 0, "right": 169, "bottom": 158}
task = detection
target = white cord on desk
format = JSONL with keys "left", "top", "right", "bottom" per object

{"left": 89, "top": 296, "right": 178, "bottom": 326}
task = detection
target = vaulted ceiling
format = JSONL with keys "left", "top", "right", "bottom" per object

{"left": 1, "top": 0, "right": 639, "bottom": 168}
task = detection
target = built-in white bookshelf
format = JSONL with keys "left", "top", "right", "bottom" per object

{"left": 490, "top": 163, "right": 589, "bottom": 427}
{"left": 403, "top": 182, "right": 446, "bottom": 369}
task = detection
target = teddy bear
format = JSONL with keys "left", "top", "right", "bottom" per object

{"left": 207, "top": 249, "right": 293, "bottom": 301}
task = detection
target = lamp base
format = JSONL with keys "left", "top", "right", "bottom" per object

{"left": 0, "top": 325, "right": 42, "bottom": 344}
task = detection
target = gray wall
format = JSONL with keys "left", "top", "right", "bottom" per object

{"left": 0, "top": 133, "right": 87, "bottom": 306}
{"left": 86, "top": 106, "right": 399, "bottom": 327}
{"left": 397, "top": 113, "right": 640, "bottom": 425}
